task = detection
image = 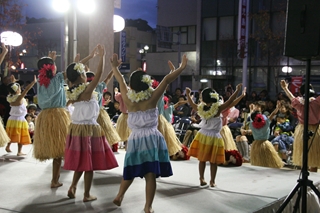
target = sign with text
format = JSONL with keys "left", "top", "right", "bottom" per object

{"left": 120, "top": 31, "right": 126, "bottom": 62}
{"left": 290, "top": 76, "right": 303, "bottom": 94}
{"left": 237, "top": 0, "right": 249, "bottom": 59}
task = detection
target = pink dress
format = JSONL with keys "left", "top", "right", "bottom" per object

{"left": 64, "top": 97, "right": 118, "bottom": 171}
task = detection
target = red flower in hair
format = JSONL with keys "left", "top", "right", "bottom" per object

{"left": 38, "top": 64, "right": 56, "bottom": 88}
{"left": 163, "top": 95, "right": 169, "bottom": 110}
{"left": 152, "top": 79, "right": 159, "bottom": 89}
{"left": 252, "top": 113, "right": 266, "bottom": 129}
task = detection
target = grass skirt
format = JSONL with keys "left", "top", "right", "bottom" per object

{"left": 220, "top": 125, "right": 238, "bottom": 151}
{"left": 250, "top": 140, "right": 283, "bottom": 168}
{"left": 292, "top": 124, "right": 320, "bottom": 167}
{"left": 64, "top": 123, "right": 118, "bottom": 171}
{"left": 0, "top": 117, "right": 10, "bottom": 147}
{"left": 188, "top": 131, "right": 225, "bottom": 164}
{"left": 116, "top": 113, "right": 131, "bottom": 141}
{"left": 97, "top": 108, "right": 121, "bottom": 145}
{"left": 6, "top": 116, "right": 31, "bottom": 145}
{"left": 158, "top": 115, "right": 182, "bottom": 156}
{"left": 33, "top": 108, "right": 70, "bottom": 161}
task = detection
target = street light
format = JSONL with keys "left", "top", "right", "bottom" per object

{"left": 113, "top": 15, "right": 125, "bottom": 32}
{"left": 139, "top": 45, "right": 149, "bottom": 72}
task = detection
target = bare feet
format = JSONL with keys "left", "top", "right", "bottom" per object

{"left": 200, "top": 178, "right": 207, "bottom": 186}
{"left": 51, "top": 182, "right": 63, "bottom": 188}
{"left": 144, "top": 207, "right": 154, "bottom": 213}
{"left": 113, "top": 195, "right": 124, "bottom": 206}
{"left": 17, "top": 152, "right": 26, "bottom": 156}
{"left": 83, "top": 195, "right": 97, "bottom": 202}
{"left": 67, "top": 187, "right": 76, "bottom": 198}
{"left": 5, "top": 147, "right": 12, "bottom": 153}
{"left": 210, "top": 181, "right": 216, "bottom": 187}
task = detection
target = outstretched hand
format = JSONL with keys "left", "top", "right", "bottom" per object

{"left": 179, "top": 54, "right": 188, "bottom": 70}
{"left": 97, "top": 44, "right": 105, "bottom": 57}
{"left": 74, "top": 53, "right": 80, "bottom": 63}
{"left": 185, "top": 87, "right": 191, "bottom": 96}
{"left": 167, "top": 60, "right": 175, "bottom": 72}
{"left": 236, "top": 83, "right": 242, "bottom": 91}
{"left": 33, "top": 75, "right": 37, "bottom": 83}
{"left": 110, "top": 53, "right": 122, "bottom": 68}
{"left": 89, "top": 45, "right": 99, "bottom": 58}
{"left": 280, "top": 80, "right": 288, "bottom": 89}
{"left": 242, "top": 87, "right": 247, "bottom": 96}
{"left": 48, "top": 51, "right": 57, "bottom": 61}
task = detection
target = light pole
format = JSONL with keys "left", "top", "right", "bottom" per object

{"left": 52, "top": 0, "right": 96, "bottom": 66}
{"left": 139, "top": 45, "right": 149, "bottom": 72}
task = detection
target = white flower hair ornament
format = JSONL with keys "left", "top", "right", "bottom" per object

{"left": 11, "top": 83, "right": 19, "bottom": 93}
{"left": 210, "top": 92, "right": 219, "bottom": 100}
{"left": 141, "top": 75, "right": 153, "bottom": 87}
{"left": 74, "top": 63, "right": 85, "bottom": 74}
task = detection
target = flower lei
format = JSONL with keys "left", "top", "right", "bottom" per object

{"left": 252, "top": 113, "right": 266, "bottom": 129}
{"left": 141, "top": 75, "right": 153, "bottom": 87}
{"left": 210, "top": 92, "right": 219, "bottom": 100}
{"left": 7, "top": 94, "right": 19, "bottom": 103}
{"left": 74, "top": 63, "right": 85, "bottom": 74}
{"left": 38, "top": 64, "right": 56, "bottom": 88}
{"left": 197, "top": 102, "right": 220, "bottom": 120}
{"left": 66, "top": 83, "right": 88, "bottom": 101}
{"left": 127, "top": 87, "right": 154, "bottom": 103}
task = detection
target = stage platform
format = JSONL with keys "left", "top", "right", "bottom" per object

{"left": 0, "top": 144, "right": 320, "bottom": 213}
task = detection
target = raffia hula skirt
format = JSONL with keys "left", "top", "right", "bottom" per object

{"left": 158, "top": 114, "right": 182, "bottom": 156}
{"left": 33, "top": 108, "right": 70, "bottom": 161}
{"left": 64, "top": 123, "right": 118, "bottom": 171}
{"left": 220, "top": 125, "right": 238, "bottom": 151}
{"left": 188, "top": 129, "right": 225, "bottom": 164}
{"left": 116, "top": 113, "right": 131, "bottom": 141}
{"left": 0, "top": 117, "right": 10, "bottom": 147}
{"left": 293, "top": 123, "right": 320, "bottom": 168}
{"left": 6, "top": 115, "right": 31, "bottom": 145}
{"left": 97, "top": 108, "right": 121, "bottom": 145}
{"left": 250, "top": 139, "right": 283, "bottom": 168}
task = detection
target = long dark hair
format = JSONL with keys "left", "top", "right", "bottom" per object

{"left": 201, "top": 87, "right": 218, "bottom": 111}
{"left": 129, "top": 70, "right": 150, "bottom": 92}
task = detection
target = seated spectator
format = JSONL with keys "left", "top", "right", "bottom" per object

{"left": 270, "top": 113, "right": 294, "bottom": 163}
{"left": 25, "top": 113, "right": 35, "bottom": 143}
{"left": 27, "top": 104, "right": 38, "bottom": 124}
{"left": 182, "top": 108, "right": 201, "bottom": 146}
{"left": 113, "top": 101, "right": 121, "bottom": 116}
{"left": 171, "top": 88, "right": 183, "bottom": 104}
{"left": 103, "top": 91, "right": 116, "bottom": 118}
{"left": 173, "top": 95, "right": 190, "bottom": 118}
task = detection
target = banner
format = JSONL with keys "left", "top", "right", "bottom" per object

{"left": 290, "top": 76, "right": 303, "bottom": 94}
{"left": 120, "top": 31, "right": 126, "bottom": 62}
{"left": 237, "top": 0, "right": 249, "bottom": 59}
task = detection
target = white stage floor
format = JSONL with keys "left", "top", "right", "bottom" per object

{"left": 0, "top": 144, "right": 320, "bottom": 213}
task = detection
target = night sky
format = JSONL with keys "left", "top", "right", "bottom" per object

{"left": 24, "top": 0, "right": 158, "bottom": 28}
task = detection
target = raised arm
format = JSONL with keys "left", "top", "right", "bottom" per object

{"left": 229, "top": 87, "right": 246, "bottom": 108}
{"left": 103, "top": 69, "right": 114, "bottom": 85}
{"left": 268, "top": 101, "right": 280, "bottom": 121}
{"left": 151, "top": 55, "right": 188, "bottom": 102}
{"left": 15, "top": 75, "right": 37, "bottom": 104}
{"left": 83, "top": 45, "right": 105, "bottom": 98}
{"left": 280, "top": 80, "right": 295, "bottom": 101}
{"left": 110, "top": 54, "right": 128, "bottom": 98}
{"left": 219, "top": 84, "right": 242, "bottom": 112}
{"left": 0, "top": 43, "right": 8, "bottom": 64}
{"left": 80, "top": 46, "right": 98, "bottom": 65}
{"left": 185, "top": 87, "right": 198, "bottom": 111}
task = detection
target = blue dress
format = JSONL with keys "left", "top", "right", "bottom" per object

{"left": 123, "top": 108, "right": 173, "bottom": 180}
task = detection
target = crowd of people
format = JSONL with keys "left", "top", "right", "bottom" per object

{"left": 1, "top": 40, "right": 320, "bottom": 212}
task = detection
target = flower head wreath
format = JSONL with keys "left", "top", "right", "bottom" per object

{"left": 11, "top": 83, "right": 19, "bottom": 93}
{"left": 252, "top": 113, "right": 266, "bottom": 129}
{"left": 127, "top": 74, "right": 154, "bottom": 103}
{"left": 210, "top": 92, "right": 219, "bottom": 101}
{"left": 74, "top": 63, "right": 85, "bottom": 74}
{"left": 7, "top": 83, "right": 20, "bottom": 103}
{"left": 38, "top": 64, "right": 56, "bottom": 88}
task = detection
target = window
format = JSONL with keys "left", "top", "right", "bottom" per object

{"left": 203, "top": 18, "right": 217, "bottom": 41}
{"left": 172, "top": 25, "right": 196, "bottom": 44}
{"left": 219, "top": 16, "right": 234, "bottom": 40}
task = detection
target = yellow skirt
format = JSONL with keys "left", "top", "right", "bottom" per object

{"left": 220, "top": 125, "right": 238, "bottom": 151}
{"left": 97, "top": 108, "right": 121, "bottom": 145}
{"left": 116, "top": 113, "right": 131, "bottom": 141}
{"left": 0, "top": 117, "right": 10, "bottom": 147}
{"left": 33, "top": 108, "right": 70, "bottom": 161}
{"left": 292, "top": 124, "right": 320, "bottom": 167}
{"left": 158, "top": 115, "right": 182, "bottom": 156}
{"left": 6, "top": 118, "right": 31, "bottom": 145}
{"left": 188, "top": 131, "right": 225, "bottom": 164}
{"left": 250, "top": 140, "right": 283, "bottom": 168}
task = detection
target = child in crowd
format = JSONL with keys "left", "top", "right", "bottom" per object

{"left": 5, "top": 76, "right": 36, "bottom": 155}
{"left": 26, "top": 103, "right": 38, "bottom": 123}
{"left": 249, "top": 101, "right": 283, "bottom": 168}
{"left": 186, "top": 84, "right": 243, "bottom": 187}
{"left": 25, "top": 113, "right": 35, "bottom": 142}
{"left": 280, "top": 80, "right": 320, "bottom": 172}
{"left": 271, "top": 113, "right": 294, "bottom": 162}
{"left": 111, "top": 53, "right": 188, "bottom": 213}
{"left": 64, "top": 45, "right": 118, "bottom": 202}
{"left": 33, "top": 51, "right": 70, "bottom": 188}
